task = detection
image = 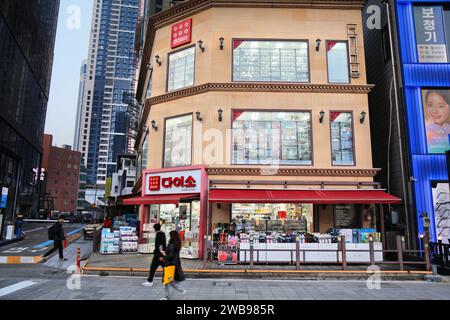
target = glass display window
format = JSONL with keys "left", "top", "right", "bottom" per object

{"left": 164, "top": 114, "right": 193, "bottom": 167}
{"left": 330, "top": 111, "right": 354, "bottom": 165}
{"left": 233, "top": 40, "right": 309, "bottom": 82}
{"left": 231, "top": 203, "right": 313, "bottom": 236}
{"left": 232, "top": 111, "right": 312, "bottom": 165}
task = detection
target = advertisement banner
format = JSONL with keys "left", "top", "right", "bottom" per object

{"left": 0, "top": 187, "right": 8, "bottom": 209}
{"left": 422, "top": 89, "right": 450, "bottom": 153}
{"left": 432, "top": 182, "right": 450, "bottom": 244}
{"left": 413, "top": 6, "right": 448, "bottom": 63}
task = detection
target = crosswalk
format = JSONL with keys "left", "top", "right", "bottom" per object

{"left": 0, "top": 281, "right": 37, "bottom": 298}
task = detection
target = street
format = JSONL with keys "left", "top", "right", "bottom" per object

{"left": 0, "top": 263, "right": 450, "bottom": 300}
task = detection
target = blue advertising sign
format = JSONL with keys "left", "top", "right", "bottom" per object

{"left": 413, "top": 6, "right": 448, "bottom": 63}
{"left": 0, "top": 187, "right": 8, "bottom": 209}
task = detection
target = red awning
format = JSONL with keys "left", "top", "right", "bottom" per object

{"left": 122, "top": 193, "right": 199, "bottom": 206}
{"left": 208, "top": 189, "right": 401, "bottom": 204}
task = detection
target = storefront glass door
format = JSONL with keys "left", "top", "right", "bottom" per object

{"left": 150, "top": 201, "right": 200, "bottom": 258}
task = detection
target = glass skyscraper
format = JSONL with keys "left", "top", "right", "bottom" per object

{"left": 0, "top": 0, "right": 60, "bottom": 225}
{"left": 75, "top": 0, "right": 141, "bottom": 185}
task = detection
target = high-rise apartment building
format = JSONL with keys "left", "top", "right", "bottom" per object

{"left": 74, "top": 60, "right": 87, "bottom": 151}
{"left": 0, "top": 0, "right": 60, "bottom": 230}
{"left": 75, "top": 0, "right": 141, "bottom": 185}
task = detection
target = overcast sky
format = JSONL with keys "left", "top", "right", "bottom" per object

{"left": 45, "top": 0, "right": 93, "bottom": 147}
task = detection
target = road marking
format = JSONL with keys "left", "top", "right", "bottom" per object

{"left": 23, "top": 227, "right": 44, "bottom": 234}
{"left": 2, "top": 247, "right": 29, "bottom": 254}
{"left": 0, "top": 281, "right": 37, "bottom": 297}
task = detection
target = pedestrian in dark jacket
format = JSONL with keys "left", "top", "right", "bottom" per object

{"left": 142, "top": 223, "right": 166, "bottom": 287}
{"left": 161, "top": 230, "right": 187, "bottom": 300}
{"left": 53, "top": 215, "right": 67, "bottom": 261}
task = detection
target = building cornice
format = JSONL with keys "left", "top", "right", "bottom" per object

{"left": 206, "top": 167, "right": 381, "bottom": 177}
{"left": 147, "top": 82, "right": 374, "bottom": 106}
{"left": 136, "top": 0, "right": 366, "bottom": 99}
{"left": 152, "top": 0, "right": 367, "bottom": 29}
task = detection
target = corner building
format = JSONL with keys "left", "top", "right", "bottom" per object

{"left": 127, "top": 0, "right": 401, "bottom": 260}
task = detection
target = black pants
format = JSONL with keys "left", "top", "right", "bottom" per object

{"left": 54, "top": 240, "right": 64, "bottom": 259}
{"left": 147, "top": 254, "right": 163, "bottom": 282}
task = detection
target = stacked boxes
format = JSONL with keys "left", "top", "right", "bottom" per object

{"left": 100, "top": 228, "right": 120, "bottom": 254}
{"left": 119, "top": 226, "right": 138, "bottom": 253}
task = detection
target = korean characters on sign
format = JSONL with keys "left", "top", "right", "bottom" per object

{"left": 171, "top": 18, "right": 192, "bottom": 49}
{"left": 145, "top": 169, "right": 202, "bottom": 195}
{"left": 413, "top": 6, "right": 448, "bottom": 63}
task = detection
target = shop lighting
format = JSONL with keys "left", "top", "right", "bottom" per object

{"left": 420, "top": 234, "right": 424, "bottom": 239}
{"left": 316, "top": 38, "right": 321, "bottom": 52}
{"left": 360, "top": 111, "right": 367, "bottom": 124}
{"left": 218, "top": 109, "right": 223, "bottom": 122}
{"left": 219, "top": 37, "right": 224, "bottom": 50}
{"left": 196, "top": 111, "right": 203, "bottom": 122}
{"left": 151, "top": 120, "right": 158, "bottom": 131}
{"left": 438, "top": 236, "right": 442, "bottom": 241}
{"left": 155, "top": 55, "right": 162, "bottom": 66}
{"left": 319, "top": 110, "right": 325, "bottom": 123}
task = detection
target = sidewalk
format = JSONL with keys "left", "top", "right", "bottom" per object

{"left": 43, "top": 238, "right": 93, "bottom": 270}
{"left": 82, "top": 253, "right": 432, "bottom": 280}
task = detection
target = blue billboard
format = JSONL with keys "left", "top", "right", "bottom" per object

{"left": 396, "top": 0, "right": 450, "bottom": 244}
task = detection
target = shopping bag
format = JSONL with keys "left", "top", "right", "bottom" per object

{"left": 64, "top": 239, "right": 67, "bottom": 248}
{"left": 163, "top": 265, "right": 176, "bottom": 285}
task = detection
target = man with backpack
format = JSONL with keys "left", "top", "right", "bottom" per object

{"left": 49, "top": 215, "right": 67, "bottom": 261}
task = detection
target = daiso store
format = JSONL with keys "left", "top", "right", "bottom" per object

{"left": 122, "top": 165, "right": 400, "bottom": 263}
{"left": 123, "top": 166, "right": 208, "bottom": 259}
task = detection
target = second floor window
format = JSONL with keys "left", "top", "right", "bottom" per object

{"left": 232, "top": 111, "right": 312, "bottom": 165}
{"left": 233, "top": 40, "right": 309, "bottom": 82}
{"left": 167, "top": 46, "right": 195, "bottom": 91}
{"left": 164, "top": 114, "right": 192, "bottom": 167}
{"left": 330, "top": 112, "right": 354, "bottom": 165}
{"left": 327, "top": 41, "right": 350, "bottom": 83}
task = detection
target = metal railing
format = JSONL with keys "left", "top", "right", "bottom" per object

{"left": 202, "top": 235, "right": 431, "bottom": 271}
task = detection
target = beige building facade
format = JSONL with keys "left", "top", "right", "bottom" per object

{"left": 125, "top": 0, "right": 401, "bottom": 260}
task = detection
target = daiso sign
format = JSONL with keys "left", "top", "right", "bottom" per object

{"left": 171, "top": 18, "right": 192, "bottom": 48}
{"left": 144, "top": 169, "right": 201, "bottom": 195}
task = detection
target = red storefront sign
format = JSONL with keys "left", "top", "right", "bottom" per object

{"left": 144, "top": 169, "right": 202, "bottom": 195}
{"left": 171, "top": 18, "right": 192, "bottom": 48}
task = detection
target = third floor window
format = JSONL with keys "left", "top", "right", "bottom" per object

{"left": 233, "top": 40, "right": 309, "bottom": 82}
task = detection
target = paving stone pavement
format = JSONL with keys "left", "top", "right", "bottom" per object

{"left": 1, "top": 275, "right": 450, "bottom": 300}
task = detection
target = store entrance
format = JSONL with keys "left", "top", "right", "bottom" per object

{"left": 149, "top": 201, "right": 201, "bottom": 258}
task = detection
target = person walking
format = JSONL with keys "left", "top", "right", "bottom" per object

{"left": 160, "top": 230, "right": 187, "bottom": 300}
{"left": 53, "top": 215, "right": 67, "bottom": 261}
{"left": 142, "top": 223, "right": 166, "bottom": 287}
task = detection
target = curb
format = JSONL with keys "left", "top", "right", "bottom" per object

{"left": 81, "top": 266, "right": 432, "bottom": 280}
{"left": 0, "top": 236, "right": 25, "bottom": 248}
{"left": 0, "top": 256, "right": 43, "bottom": 264}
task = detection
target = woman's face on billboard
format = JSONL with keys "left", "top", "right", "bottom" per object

{"left": 426, "top": 92, "right": 450, "bottom": 126}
